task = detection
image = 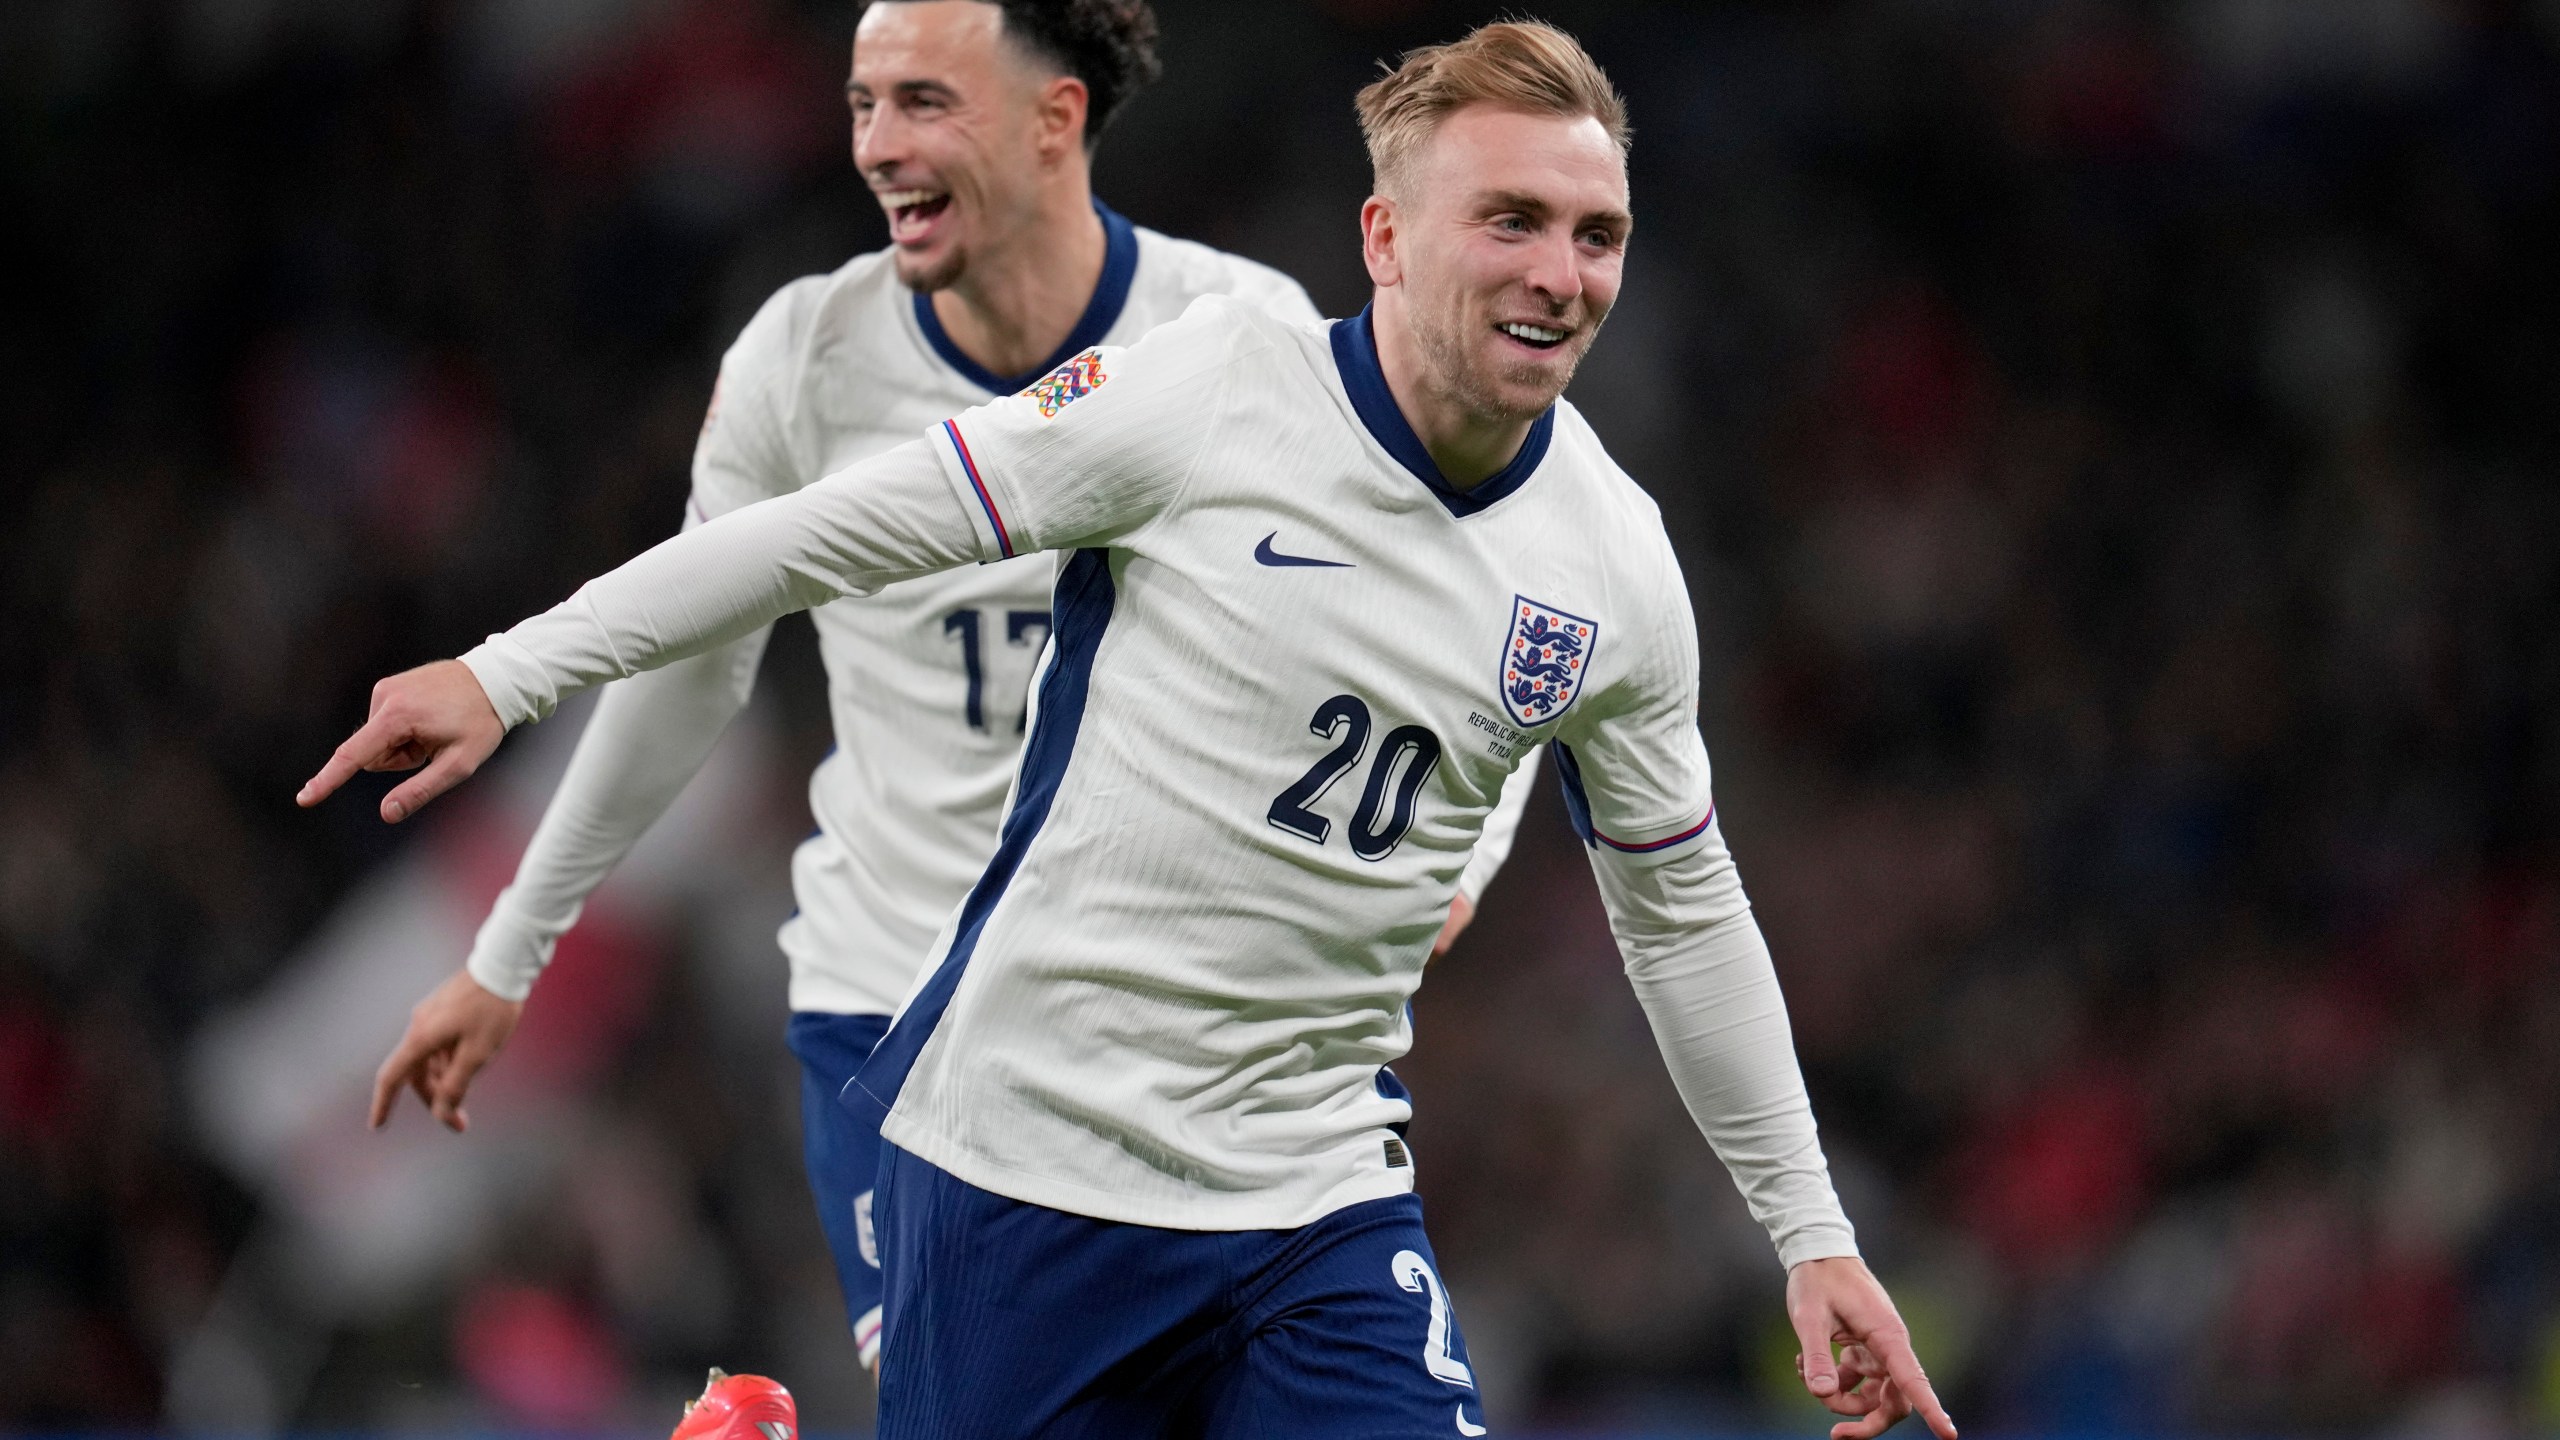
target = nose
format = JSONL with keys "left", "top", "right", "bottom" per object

{"left": 853, "top": 98, "right": 905, "bottom": 177}
{"left": 1521, "top": 230, "right": 1583, "bottom": 309}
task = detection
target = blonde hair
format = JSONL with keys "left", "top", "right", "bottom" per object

{"left": 1354, "top": 20, "right": 1630, "bottom": 195}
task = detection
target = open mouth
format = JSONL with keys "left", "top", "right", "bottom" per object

{"left": 1497, "top": 321, "right": 1570, "bottom": 351}
{"left": 878, "top": 187, "right": 952, "bottom": 244}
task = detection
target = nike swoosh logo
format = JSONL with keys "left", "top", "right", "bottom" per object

{"left": 1455, "top": 1405, "right": 1487, "bottom": 1436}
{"left": 1254, "top": 531, "right": 1353, "bottom": 568}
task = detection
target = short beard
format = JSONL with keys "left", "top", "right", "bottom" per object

{"left": 893, "top": 244, "right": 967, "bottom": 294}
{"left": 1411, "top": 300, "right": 1599, "bottom": 428}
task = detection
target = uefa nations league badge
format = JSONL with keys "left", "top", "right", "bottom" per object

{"left": 1500, "top": 596, "right": 1598, "bottom": 728}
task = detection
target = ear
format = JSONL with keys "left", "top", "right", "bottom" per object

{"left": 1034, "top": 74, "right": 1090, "bottom": 162}
{"left": 1360, "top": 195, "right": 1401, "bottom": 288}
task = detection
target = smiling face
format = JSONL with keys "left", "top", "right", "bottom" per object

{"left": 848, "top": 0, "right": 1083, "bottom": 292}
{"left": 1367, "top": 105, "right": 1631, "bottom": 428}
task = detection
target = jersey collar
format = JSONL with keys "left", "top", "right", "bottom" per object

{"left": 913, "top": 198, "right": 1140, "bottom": 395}
{"left": 1329, "top": 304, "right": 1555, "bottom": 519}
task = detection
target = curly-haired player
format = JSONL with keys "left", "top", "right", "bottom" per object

{"left": 357, "top": 0, "right": 1544, "bottom": 1404}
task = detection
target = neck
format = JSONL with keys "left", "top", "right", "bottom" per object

{"left": 1370, "top": 287, "right": 1535, "bottom": 489}
{"left": 931, "top": 171, "right": 1106, "bottom": 381}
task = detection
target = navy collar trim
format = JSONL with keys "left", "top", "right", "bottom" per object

{"left": 914, "top": 198, "right": 1141, "bottom": 395}
{"left": 1328, "top": 305, "right": 1553, "bottom": 518}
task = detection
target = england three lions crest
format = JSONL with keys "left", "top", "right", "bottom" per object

{"left": 1025, "top": 349, "right": 1109, "bottom": 419}
{"left": 1500, "top": 596, "right": 1598, "bottom": 727}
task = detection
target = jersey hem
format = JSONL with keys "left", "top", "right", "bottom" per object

{"left": 778, "top": 918, "right": 916, "bottom": 1017}
{"left": 879, "top": 1117, "right": 1418, "bottom": 1233}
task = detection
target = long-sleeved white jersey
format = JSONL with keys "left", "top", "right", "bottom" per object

{"left": 463, "top": 296, "right": 1857, "bottom": 1263}
{"left": 461, "top": 203, "right": 1539, "bottom": 1016}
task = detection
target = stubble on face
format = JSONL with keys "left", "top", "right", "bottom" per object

{"left": 1409, "top": 281, "right": 1605, "bottom": 428}
{"left": 892, "top": 236, "right": 968, "bottom": 293}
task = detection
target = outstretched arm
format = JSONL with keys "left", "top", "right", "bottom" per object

{"left": 365, "top": 627, "right": 769, "bottom": 1130}
{"left": 300, "top": 299, "right": 1246, "bottom": 822}
{"left": 297, "top": 434, "right": 983, "bottom": 819}
{"left": 366, "top": 278, "right": 811, "bottom": 1129}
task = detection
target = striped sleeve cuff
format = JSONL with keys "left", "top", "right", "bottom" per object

{"left": 1552, "top": 743, "right": 1718, "bottom": 864}
{"left": 1588, "top": 801, "right": 1717, "bottom": 856}
{"left": 930, "top": 418, "right": 1019, "bottom": 562}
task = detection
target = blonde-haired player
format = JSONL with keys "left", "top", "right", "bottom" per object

{"left": 317, "top": 20, "right": 1947, "bottom": 1439}
{"left": 361, "top": 0, "right": 1538, "bottom": 1395}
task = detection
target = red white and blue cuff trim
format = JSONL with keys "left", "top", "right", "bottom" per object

{"left": 1591, "top": 801, "right": 1717, "bottom": 854}
{"left": 1553, "top": 741, "right": 1717, "bottom": 856}
{"left": 941, "top": 419, "right": 1016, "bottom": 559}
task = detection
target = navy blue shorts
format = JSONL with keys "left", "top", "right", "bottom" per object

{"left": 784, "top": 1010, "right": 896, "bottom": 1368}
{"left": 872, "top": 1142, "right": 1489, "bottom": 1439}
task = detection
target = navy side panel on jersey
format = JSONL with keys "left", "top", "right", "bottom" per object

{"left": 848, "top": 548, "right": 1117, "bottom": 1118}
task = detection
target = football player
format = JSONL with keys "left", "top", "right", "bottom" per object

{"left": 315, "top": 20, "right": 1943, "bottom": 1440}
{"left": 361, "top": 0, "right": 1540, "bottom": 1392}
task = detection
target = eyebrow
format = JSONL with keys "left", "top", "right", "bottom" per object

{"left": 846, "top": 77, "right": 962, "bottom": 101}
{"left": 1478, "top": 189, "right": 1633, "bottom": 233}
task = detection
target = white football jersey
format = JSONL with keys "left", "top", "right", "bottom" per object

{"left": 464, "top": 204, "right": 1535, "bottom": 1017}
{"left": 698, "top": 204, "right": 1329, "bottom": 1014}
{"left": 466, "top": 296, "right": 1854, "bottom": 1264}
{"left": 852, "top": 299, "right": 1739, "bottom": 1229}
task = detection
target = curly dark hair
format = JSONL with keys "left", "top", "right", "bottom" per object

{"left": 864, "top": 0, "right": 1164, "bottom": 145}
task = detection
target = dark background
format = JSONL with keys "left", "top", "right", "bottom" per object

{"left": 5, "top": 0, "right": 2559, "bottom": 1433}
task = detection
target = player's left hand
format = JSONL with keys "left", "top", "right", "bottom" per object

{"left": 297, "top": 659, "right": 504, "bottom": 823}
{"left": 1786, "top": 1255, "right": 1957, "bottom": 1440}
{"left": 1430, "top": 893, "right": 1476, "bottom": 960}
{"left": 370, "top": 967, "right": 523, "bottom": 1133}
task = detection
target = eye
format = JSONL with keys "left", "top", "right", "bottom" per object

{"left": 1495, "top": 214, "right": 1531, "bottom": 234}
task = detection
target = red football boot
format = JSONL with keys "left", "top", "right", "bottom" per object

{"left": 670, "top": 1369, "right": 796, "bottom": 1440}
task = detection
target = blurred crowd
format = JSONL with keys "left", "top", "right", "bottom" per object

{"left": 4, "top": 0, "right": 2556, "bottom": 1433}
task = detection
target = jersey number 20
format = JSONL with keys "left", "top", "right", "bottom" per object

{"left": 1267, "top": 694, "right": 1442, "bottom": 860}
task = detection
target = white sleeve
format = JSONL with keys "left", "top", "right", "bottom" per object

{"left": 1455, "top": 746, "right": 1542, "bottom": 906}
{"left": 1585, "top": 820, "right": 1857, "bottom": 1268}
{"left": 460, "top": 436, "right": 990, "bottom": 728}
{"left": 459, "top": 304, "right": 1239, "bottom": 729}
{"left": 465, "top": 630, "right": 767, "bottom": 999}
{"left": 1557, "top": 549, "right": 1857, "bottom": 1269}
{"left": 466, "top": 303, "right": 808, "bottom": 999}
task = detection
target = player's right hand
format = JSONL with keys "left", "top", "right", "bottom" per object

{"left": 297, "top": 659, "right": 505, "bottom": 823}
{"left": 370, "top": 968, "right": 524, "bottom": 1133}
{"left": 1787, "top": 1255, "right": 1958, "bottom": 1440}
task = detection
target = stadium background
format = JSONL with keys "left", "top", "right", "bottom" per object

{"left": 5, "top": 0, "right": 2559, "bottom": 1433}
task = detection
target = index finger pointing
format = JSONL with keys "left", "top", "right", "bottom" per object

{"left": 1869, "top": 1327, "right": 1957, "bottom": 1440}
{"left": 299, "top": 715, "right": 403, "bottom": 808}
{"left": 370, "top": 1028, "right": 438, "bottom": 1129}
